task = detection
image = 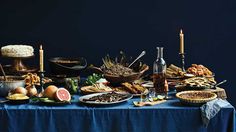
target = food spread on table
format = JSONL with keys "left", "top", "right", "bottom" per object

{"left": 176, "top": 91, "right": 217, "bottom": 106}
{"left": 91, "top": 53, "right": 149, "bottom": 84}
{"left": 2, "top": 93, "right": 30, "bottom": 104}
{"left": 42, "top": 85, "right": 71, "bottom": 102}
{"left": 79, "top": 92, "right": 133, "bottom": 105}
{"left": 1, "top": 45, "right": 37, "bottom": 74}
{"left": 23, "top": 73, "right": 52, "bottom": 86}
{"left": 0, "top": 30, "right": 228, "bottom": 107}
{"left": 6, "top": 93, "right": 29, "bottom": 100}
{"left": 81, "top": 83, "right": 113, "bottom": 93}
{"left": 82, "top": 92, "right": 130, "bottom": 103}
{"left": 176, "top": 77, "right": 217, "bottom": 90}
{"left": 166, "top": 64, "right": 185, "bottom": 78}
{"left": 84, "top": 73, "right": 104, "bottom": 85}
{"left": 116, "top": 82, "right": 148, "bottom": 95}
{"left": 187, "top": 64, "right": 213, "bottom": 77}
{"left": 1, "top": 45, "right": 34, "bottom": 57}
{"left": 104, "top": 64, "right": 136, "bottom": 76}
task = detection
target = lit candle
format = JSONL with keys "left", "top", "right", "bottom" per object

{"left": 179, "top": 29, "right": 184, "bottom": 54}
{"left": 39, "top": 45, "right": 44, "bottom": 72}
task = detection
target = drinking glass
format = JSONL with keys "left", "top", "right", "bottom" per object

{"left": 148, "top": 88, "right": 156, "bottom": 101}
{"left": 140, "top": 93, "right": 147, "bottom": 102}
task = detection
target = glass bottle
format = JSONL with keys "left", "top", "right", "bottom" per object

{"left": 153, "top": 47, "right": 168, "bottom": 96}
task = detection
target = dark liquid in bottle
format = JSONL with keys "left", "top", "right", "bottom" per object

{"left": 153, "top": 73, "right": 168, "bottom": 94}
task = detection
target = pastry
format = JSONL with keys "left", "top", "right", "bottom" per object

{"left": 121, "top": 82, "right": 147, "bottom": 94}
{"left": 122, "top": 82, "right": 138, "bottom": 94}
{"left": 166, "top": 64, "right": 185, "bottom": 78}
{"left": 1, "top": 45, "right": 34, "bottom": 57}
{"left": 177, "top": 77, "right": 216, "bottom": 89}
{"left": 187, "top": 64, "right": 213, "bottom": 77}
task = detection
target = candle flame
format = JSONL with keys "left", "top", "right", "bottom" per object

{"left": 40, "top": 45, "right": 42, "bottom": 50}
{"left": 180, "top": 29, "right": 183, "bottom": 34}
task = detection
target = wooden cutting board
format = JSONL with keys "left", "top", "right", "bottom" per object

{"left": 133, "top": 100, "right": 167, "bottom": 107}
{"left": 203, "top": 87, "right": 227, "bottom": 99}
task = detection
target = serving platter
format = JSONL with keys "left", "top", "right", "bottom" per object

{"left": 79, "top": 92, "right": 133, "bottom": 105}
{"left": 0, "top": 93, "right": 30, "bottom": 104}
{"left": 32, "top": 97, "right": 71, "bottom": 106}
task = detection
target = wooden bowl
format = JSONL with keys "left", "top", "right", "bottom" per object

{"left": 90, "top": 63, "right": 149, "bottom": 84}
{"left": 104, "top": 65, "right": 149, "bottom": 84}
{"left": 49, "top": 57, "right": 87, "bottom": 76}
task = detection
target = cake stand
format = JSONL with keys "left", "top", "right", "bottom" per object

{"left": 2, "top": 55, "right": 37, "bottom": 75}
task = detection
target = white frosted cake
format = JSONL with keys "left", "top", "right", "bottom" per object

{"left": 1, "top": 45, "right": 34, "bottom": 57}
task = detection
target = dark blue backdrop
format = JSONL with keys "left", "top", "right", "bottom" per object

{"left": 0, "top": 0, "right": 236, "bottom": 106}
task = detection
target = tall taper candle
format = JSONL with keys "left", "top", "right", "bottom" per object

{"left": 39, "top": 45, "right": 44, "bottom": 72}
{"left": 179, "top": 29, "right": 184, "bottom": 54}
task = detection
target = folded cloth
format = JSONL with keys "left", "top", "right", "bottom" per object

{"left": 200, "top": 98, "right": 230, "bottom": 127}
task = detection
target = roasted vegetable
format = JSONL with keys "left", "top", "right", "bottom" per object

{"left": 84, "top": 73, "right": 103, "bottom": 85}
{"left": 65, "top": 78, "right": 79, "bottom": 94}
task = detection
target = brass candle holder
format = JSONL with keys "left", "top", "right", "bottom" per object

{"left": 179, "top": 53, "right": 186, "bottom": 72}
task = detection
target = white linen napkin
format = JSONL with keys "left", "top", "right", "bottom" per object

{"left": 200, "top": 98, "right": 230, "bottom": 127}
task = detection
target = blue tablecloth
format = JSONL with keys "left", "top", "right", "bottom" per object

{"left": 0, "top": 95, "right": 235, "bottom": 132}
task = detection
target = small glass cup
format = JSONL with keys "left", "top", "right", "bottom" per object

{"left": 148, "top": 88, "right": 156, "bottom": 101}
{"left": 140, "top": 93, "right": 147, "bottom": 102}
